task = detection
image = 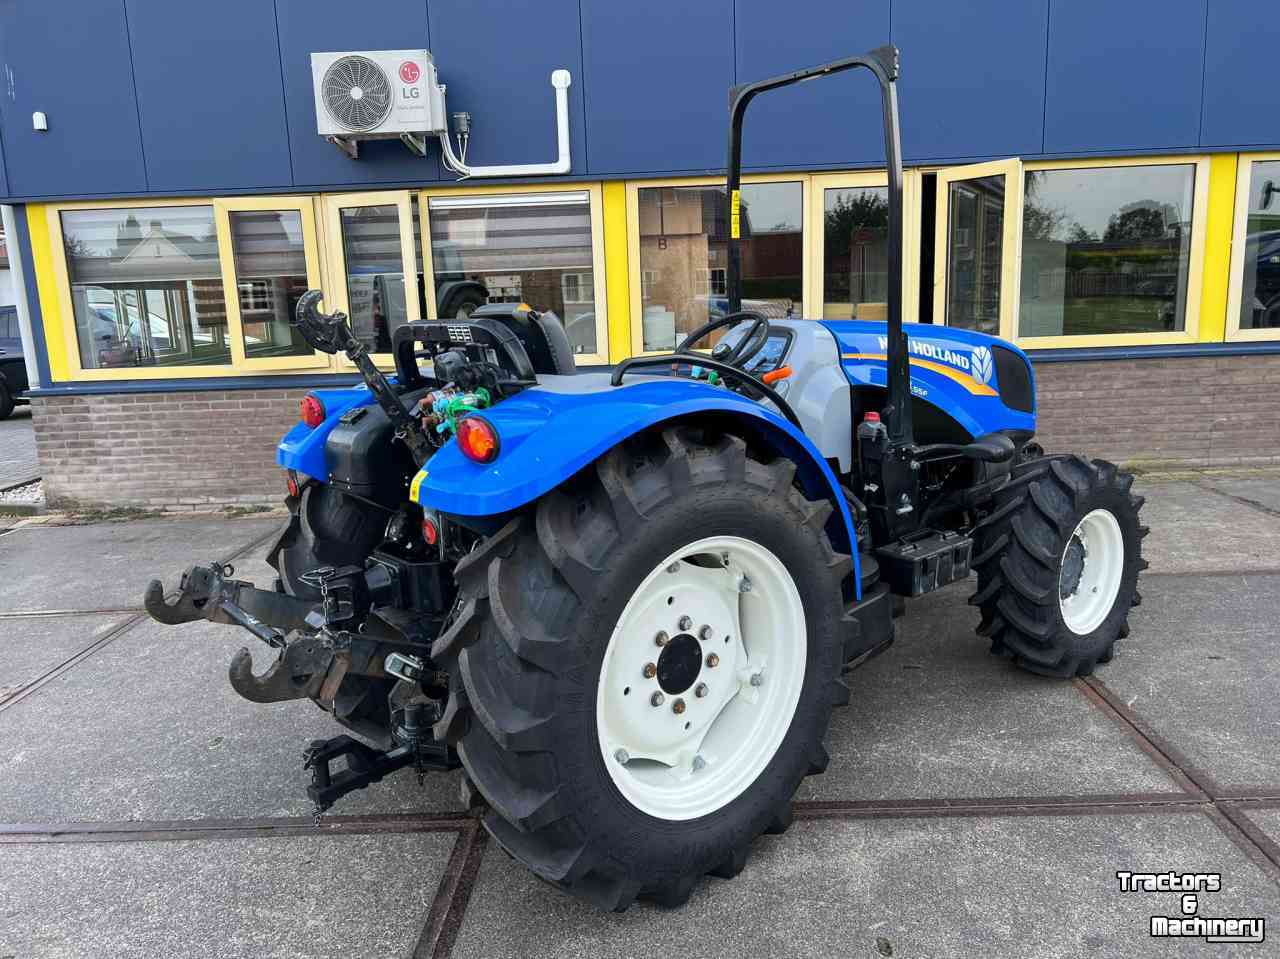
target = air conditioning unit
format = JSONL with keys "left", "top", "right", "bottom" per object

{"left": 311, "top": 50, "right": 446, "bottom": 141}
{"left": 309, "top": 48, "right": 573, "bottom": 178}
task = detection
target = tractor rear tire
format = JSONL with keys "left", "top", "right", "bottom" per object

{"left": 970, "top": 455, "right": 1147, "bottom": 677}
{"left": 430, "top": 426, "right": 852, "bottom": 910}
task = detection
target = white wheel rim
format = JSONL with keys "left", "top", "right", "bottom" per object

{"left": 595, "top": 535, "right": 806, "bottom": 821}
{"left": 1059, "top": 508, "right": 1124, "bottom": 635}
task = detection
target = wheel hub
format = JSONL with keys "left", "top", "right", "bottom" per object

{"left": 1060, "top": 534, "right": 1086, "bottom": 599}
{"left": 1058, "top": 508, "right": 1125, "bottom": 635}
{"left": 656, "top": 633, "right": 702, "bottom": 694}
{"left": 595, "top": 535, "right": 807, "bottom": 821}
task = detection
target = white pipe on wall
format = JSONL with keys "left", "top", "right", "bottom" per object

{"left": 436, "top": 70, "right": 572, "bottom": 179}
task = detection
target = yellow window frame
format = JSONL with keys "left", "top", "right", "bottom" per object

{"left": 1014, "top": 155, "right": 1211, "bottom": 349}
{"left": 321, "top": 190, "right": 422, "bottom": 371}
{"left": 1225, "top": 151, "right": 1280, "bottom": 342}
{"left": 624, "top": 173, "right": 812, "bottom": 357}
{"left": 415, "top": 182, "right": 611, "bottom": 366}
{"left": 931, "top": 158, "right": 1025, "bottom": 339}
{"left": 807, "top": 169, "right": 921, "bottom": 325}
{"left": 213, "top": 195, "right": 330, "bottom": 371}
{"left": 42, "top": 196, "right": 263, "bottom": 382}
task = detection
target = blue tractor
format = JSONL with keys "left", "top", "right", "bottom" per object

{"left": 146, "top": 46, "right": 1146, "bottom": 910}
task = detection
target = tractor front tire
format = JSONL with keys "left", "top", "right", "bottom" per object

{"left": 970, "top": 455, "right": 1147, "bottom": 677}
{"left": 431, "top": 426, "right": 852, "bottom": 910}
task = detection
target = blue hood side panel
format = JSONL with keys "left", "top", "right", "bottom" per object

{"left": 275, "top": 385, "right": 377, "bottom": 480}
{"left": 819, "top": 320, "right": 1036, "bottom": 439}
{"left": 416, "top": 379, "right": 862, "bottom": 595}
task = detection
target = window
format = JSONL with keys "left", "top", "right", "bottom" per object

{"left": 227, "top": 209, "right": 313, "bottom": 359}
{"left": 1234, "top": 159, "right": 1280, "bottom": 333}
{"left": 822, "top": 186, "right": 889, "bottom": 319}
{"left": 945, "top": 176, "right": 1006, "bottom": 334}
{"left": 636, "top": 182, "right": 802, "bottom": 351}
{"left": 336, "top": 203, "right": 413, "bottom": 354}
{"left": 60, "top": 206, "right": 229, "bottom": 370}
{"left": 1019, "top": 165, "right": 1196, "bottom": 338}
{"left": 428, "top": 191, "right": 601, "bottom": 356}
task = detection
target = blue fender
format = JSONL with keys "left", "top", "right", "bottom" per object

{"left": 276, "top": 384, "right": 376, "bottom": 480}
{"left": 413, "top": 376, "right": 863, "bottom": 596}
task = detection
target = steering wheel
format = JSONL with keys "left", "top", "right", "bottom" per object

{"left": 674, "top": 311, "right": 771, "bottom": 369}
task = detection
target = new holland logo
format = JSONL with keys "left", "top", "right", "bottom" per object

{"left": 971, "top": 346, "right": 994, "bottom": 385}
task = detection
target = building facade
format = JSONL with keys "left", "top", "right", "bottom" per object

{"left": 1, "top": 0, "right": 1277, "bottom": 508}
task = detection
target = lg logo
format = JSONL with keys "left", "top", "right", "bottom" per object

{"left": 399, "top": 61, "right": 421, "bottom": 84}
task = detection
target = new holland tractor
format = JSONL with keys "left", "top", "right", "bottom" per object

{"left": 146, "top": 46, "right": 1146, "bottom": 910}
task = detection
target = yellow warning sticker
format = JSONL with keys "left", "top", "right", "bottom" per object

{"left": 730, "top": 189, "right": 741, "bottom": 239}
{"left": 409, "top": 469, "right": 428, "bottom": 503}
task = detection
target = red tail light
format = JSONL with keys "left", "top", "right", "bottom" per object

{"left": 286, "top": 470, "right": 301, "bottom": 498}
{"left": 300, "top": 394, "right": 326, "bottom": 428}
{"left": 422, "top": 514, "right": 439, "bottom": 546}
{"left": 457, "top": 415, "right": 500, "bottom": 464}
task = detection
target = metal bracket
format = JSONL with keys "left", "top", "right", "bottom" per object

{"left": 399, "top": 132, "right": 427, "bottom": 157}
{"left": 326, "top": 135, "right": 359, "bottom": 159}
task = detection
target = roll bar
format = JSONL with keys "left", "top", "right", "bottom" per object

{"left": 724, "top": 44, "right": 912, "bottom": 445}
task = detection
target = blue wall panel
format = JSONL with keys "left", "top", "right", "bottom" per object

{"left": 427, "top": 0, "right": 586, "bottom": 176}
{"left": 1044, "top": 0, "right": 1205, "bottom": 155}
{"left": 0, "top": 0, "right": 146, "bottom": 197}
{"left": 276, "top": 0, "right": 440, "bottom": 188}
{"left": 126, "top": 0, "right": 291, "bottom": 193}
{"left": 580, "top": 0, "right": 733, "bottom": 175}
{"left": 1200, "top": 0, "right": 1280, "bottom": 148}
{"left": 735, "top": 0, "right": 890, "bottom": 170}
{"left": 893, "top": 0, "right": 1048, "bottom": 161}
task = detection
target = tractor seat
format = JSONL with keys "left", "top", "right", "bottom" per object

{"left": 470, "top": 303, "right": 577, "bottom": 376}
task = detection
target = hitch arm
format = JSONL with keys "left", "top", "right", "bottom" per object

{"left": 144, "top": 563, "right": 314, "bottom": 645}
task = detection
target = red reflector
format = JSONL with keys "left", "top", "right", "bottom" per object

{"left": 863, "top": 411, "right": 881, "bottom": 423}
{"left": 422, "top": 516, "right": 439, "bottom": 546}
{"left": 457, "top": 415, "right": 500, "bottom": 464}
{"left": 300, "top": 394, "right": 326, "bottom": 428}
{"left": 286, "top": 471, "right": 300, "bottom": 498}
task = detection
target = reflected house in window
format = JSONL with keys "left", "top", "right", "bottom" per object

{"left": 62, "top": 207, "right": 229, "bottom": 370}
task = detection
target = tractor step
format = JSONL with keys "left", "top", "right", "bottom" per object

{"left": 876, "top": 529, "right": 973, "bottom": 597}
{"left": 303, "top": 728, "right": 458, "bottom": 816}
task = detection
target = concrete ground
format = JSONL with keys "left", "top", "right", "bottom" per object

{"left": 1, "top": 474, "right": 1278, "bottom": 958}
{"left": 0, "top": 407, "right": 38, "bottom": 490}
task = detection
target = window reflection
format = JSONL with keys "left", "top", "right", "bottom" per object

{"left": 428, "top": 192, "right": 597, "bottom": 355}
{"left": 945, "top": 175, "right": 1005, "bottom": 334}
{"left": 637, "top": 183, "right": 802, "bottom": 351}
{"left": 1019, "top": 165, "right": 1195, "bottom": 337}
{"left": 1238, "top": 160, "right": 1280, "bottom": 331}
{"left": 62, "top": 206, "right": 230, "bottom": 369}
{"left": 823, "top": 186, "right": 889, "bottom": 320}
{"left": 228, "top": 210, "right": 313, "bottom": 359}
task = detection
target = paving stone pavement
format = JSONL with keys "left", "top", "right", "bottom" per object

{"left": 0, "top": 472, "right": 1277, "bottom": 958}
{"left": 0, "top": 407, "right": 38, "bottom": 489}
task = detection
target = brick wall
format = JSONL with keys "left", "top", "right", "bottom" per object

{"left": 31, "top": 388, "right": 309, "bottom": 511}
{"left": 1033, "top": 354, "right": 1280, "bottom": 469}
{"left": 27, "top": 353, "right": 1280, "bottom": 510}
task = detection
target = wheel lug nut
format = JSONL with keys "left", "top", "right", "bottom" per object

{"left": 650, "top": 691, "right": 665, "bottom": 707}
{"left": 692, "top": 755, "right": 706, "bottom": 772}
{"left": 698, "top": 624, "right": 714, "bottom": 641}
{"left": 672, "top": 698, "right": 686, "bottom": 715}
{"left": 654, "top": 631, "right": 670, "bottom": 647}
{"left": 643, "top": 662, "right": 657, "bottom": 679}
{"left": 678, "top": 615, "right": 693, "bottom": 631}
{"left": 750, "top": 672, "right": 763, "bottom": 687}
{"left": 614, "top": 749, "right": 630, "bottom": 764}
{"left": 706, "top": 653, "right": 719, "bottom": 668}
{"left": 695, "top": 683, "right": 708, "bottom": 698}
